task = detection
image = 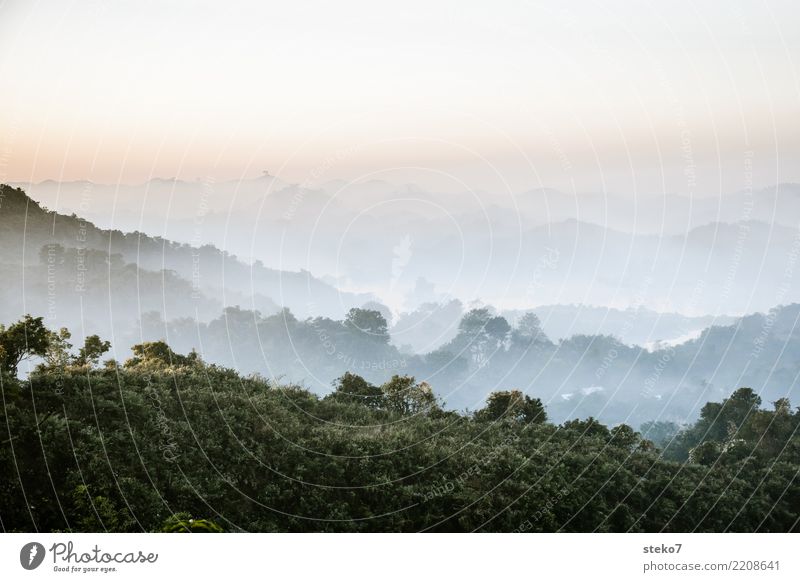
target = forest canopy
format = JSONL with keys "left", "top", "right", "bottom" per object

{"left": 1, "top": 315, "right": 797, "bottom": 532}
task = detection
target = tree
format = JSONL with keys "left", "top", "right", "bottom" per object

{"left": 381, "top": 375, "right": 439, "bottom": 415}
{"left": 344, "top": 308, "right": 390, "bottom": 343}
{"left": 70, "top": 485, "right": 133, "bottom": 532}
{"left": 514, "top": 312, "right": 546, "bottom": 344}
{"left": 485, "top": 316, "right": 511, "bottom": 345}
{"left": 1, "top": 312, "right": 798, "bottom": 534}
{"left": 0, "top": 315, "right": 52, "bottom": 375}
{"left": 610, "top": 424, "right": 642, "bottom": 450}
{"left": 724, "top": 387, "right": 762, "bottom": 419}
{"left": 452, "top": 309, "right": 506, "bottom": 365}
{"left": 695, "top": 387, "right": 762, "bottom": 442}
{"left": 474, "top": 390, "right": 547, "bottom": 424}
{"left": 457, "top": 308, "right": 491, "bottom": 340}
{"left": 125, "top": 341, "right": 198, "bottom": 368}
{"left": 43, "top": 327, "right": 73, "bottom": 368}
{"left": 689, "top": 441, "right": 722, "bottom": 465}
{"left": 75, "top": 335, "right": 112, "bottom": 367}
{"left": 773, "top": 397, "right": 792, "bottom": 415}
{"left": 562, "top": 417, "right": 610, "bottom": 439}
{"left": 361, "top": 302, "right": 392, "bottom": 326}
{"left": 328, "top": 372, "right": 384, "bottom": 409}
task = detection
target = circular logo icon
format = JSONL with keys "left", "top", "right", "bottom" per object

{"left": 20, "top": 542, "right": 46, "bottom": 570}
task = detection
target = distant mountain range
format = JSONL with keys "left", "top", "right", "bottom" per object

{"left": 0, "top": 184, "right": 373, "bottom": 342}
{"left": 3, "top": 183, "right": 800, "bottom": 427}
{"left": 12, "top": 178, "right": 798, "bottom": 315}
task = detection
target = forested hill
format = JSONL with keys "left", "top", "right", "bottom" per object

{"left": 0, "top": 184, "right": 372, "bottom": 321}
{"left": 1, "top": 320, "right": 797, "bottom": 532}
{"left": 133, "top": 301, "right": 800, "bottom": 428}
{"left": 3, "top": 184, "right": 800, "bottom": 430}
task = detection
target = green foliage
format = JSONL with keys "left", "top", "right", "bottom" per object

{"left": 161, "top": 513, "right": 224, "bottom": 533}
{"left": 327, "top": 372, "right": 385, "bottom": 409}
{"left": 327, "top": 373, "right": 441, "bottom": 416}
{"left": 124, "top": 341, "right": 199, "bottom": 369}
{"left": 70, "top": 485, "right": 134, "bottom": 532}
{"left": 75, "top": 335, "right": 112, "bottom": 367}
{"left": 344, "top": 308, "right": 390, "bottom": 343}
{"left": 381, "top": 375, "right": 439, "bottom": 416}
{"left": 1, "top": 324, "right": 798, "bottom": 533}
{"left": 474, "top": 390, "right": 546, "bottom": 424}
{"left": 0, "top": 315, "right": 51, "bottom": 374}
{"left": 665, "top": 387, "right": 799, "bottom": 467}
{"left": 43, "top": 327, "right": 73, "bottom": 368}
{"left": 0, "top": 315, "right": 112, "bottom": 376}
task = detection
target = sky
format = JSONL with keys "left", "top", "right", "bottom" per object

{"left": 1, "top": 0, "right": 799, "bottom": 196}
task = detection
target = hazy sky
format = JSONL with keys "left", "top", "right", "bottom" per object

{"left": 1, "top": 0, "right": 798, "bottom": 195}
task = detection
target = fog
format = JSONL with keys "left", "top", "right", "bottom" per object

{"left": 2, "top": 0, "right": 800, "bottom": 429}
{"left": 3, "top": 180, "right": 800, "bottom": 428}
{"left": 14, "top": 177, "right": 800, "bottom": 318}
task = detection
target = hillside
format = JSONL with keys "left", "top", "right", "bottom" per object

{"left": 3, "top": 184, "right": 800, "bottom": 429}
{"left": 0, "top": 184, "right": 373, "bottom": 338}
{"left": 1, "top": 325, "right": 797, "bottom": 532}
